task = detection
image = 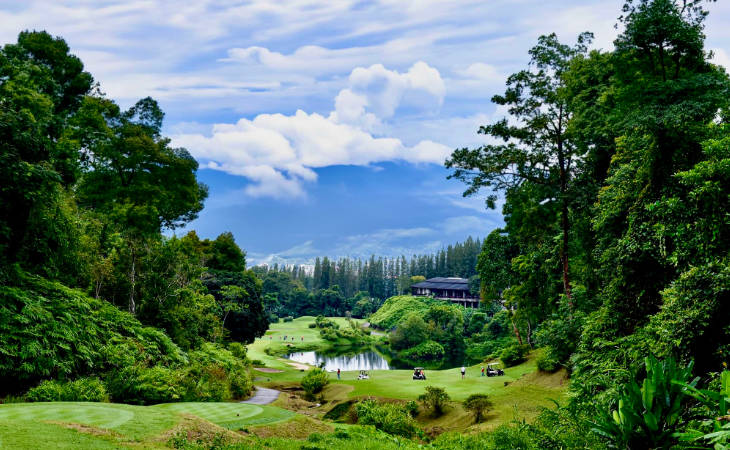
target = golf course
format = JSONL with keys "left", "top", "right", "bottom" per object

{"left": 0, "top": 315, "right": 567, "bottom": 448}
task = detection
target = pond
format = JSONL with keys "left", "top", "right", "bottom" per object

{"left": 283, "top": 347, "right": 478, "bottom": 371}
{"left": 284, "top": 349, "right": 390, "bottom": 371}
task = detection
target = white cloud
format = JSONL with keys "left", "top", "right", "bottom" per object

{"left": 711, "top": 48, "right": 730, "bottom": 72}
{"left": 173, "top": 62, "right": 450, "bottom": 197}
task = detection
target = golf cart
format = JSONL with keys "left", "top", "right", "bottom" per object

{"left": 357, "top": 370, "right": 370, "bottom": 380}
{"left": 486, "top": 363, "right": 505, "bottom": 377}
{"left": 412, "top": 367, "right": 427, "bottom": 380}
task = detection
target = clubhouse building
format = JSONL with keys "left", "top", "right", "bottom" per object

{"left": 410, "top": 277, "right": 480, "bottom": 308}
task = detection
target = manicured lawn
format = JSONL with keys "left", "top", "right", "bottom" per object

{"left": 151, "top": 402, "right": 295, "bottom": 429}
{"left": 0, "top": 401, "right": 297, "bottom": 449}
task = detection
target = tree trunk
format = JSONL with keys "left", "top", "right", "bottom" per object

{"left": 129, "top": 246, "right": 136, "bottom": 315}
{"left": 556, "top": 118, "right": 573, "bottom": 308}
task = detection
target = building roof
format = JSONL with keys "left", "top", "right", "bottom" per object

{"left": 411, "top": 277, "right": 470, "bottom": 290}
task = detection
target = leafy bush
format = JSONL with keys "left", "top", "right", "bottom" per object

{"left": 500, "top": 343, "right": 529, "bottom": 367}
{"left": 676, "top": 370, "right": 730, "bottom": 448}
{"left": 369, "top": 295, "right": 435, "bottom": 330}
{"left": 400, "top": 340, "right": 445, "bottom": 360}
{"left": 418, "top": 385, "right": 450, "bottom": 416}
{"left": 301, "top": 367, "right": 329, "bottom": 399}
{"left": 0, "top": 274, "right": 186, "bottom": 392}
{"left": 315, "top": 315, "right": 338, "bottom": 329}
{"left": 592, "top": 356, "right": 696, "bottom": 449}
{"left": 405, "top": 400, "right": 419, "bottom": 417}
{"left": 227, "top": 342, "right": 247, "bottom": 360}
{"left": 308, "top": 323, "right": 317, "bottom": 328}
{"left": 463, "top": 393, "right": 493, "bottom": 423}
{"left": 536, "top": 353, "right": 559, "bottom": 373}
{"left": 354, "top": 399, "right": 420, "bottom": 438}
{"left": 26, "top": 377, "right": 108, "bottom": 402}
{"left": 389, "top": 313, "right": 430, "bottom": 350}
{"left": 283, "top": 316, "right": 294, "bottom": 322}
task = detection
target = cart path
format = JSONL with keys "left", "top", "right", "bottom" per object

{"left": 240, "top": 386, "right": 280, "bottom": 405}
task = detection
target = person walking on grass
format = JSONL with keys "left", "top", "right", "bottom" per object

{"left": 337, "top": 368, "right": 341, "bottom": 380}
{"left": 481, "top": 365, "right": 485, "bottom": 377}
{"left": 461, "top": 366, "right": 466, "bottom": 379}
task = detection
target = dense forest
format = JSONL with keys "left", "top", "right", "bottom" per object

{"left": 0, "top": 31, "right": 268, "bottom": 400}
{"left": 442, "top": 0, "right": 730, "bottom": 446}
{"left": 252, "top": 237, "right": 482, "bottom": 318}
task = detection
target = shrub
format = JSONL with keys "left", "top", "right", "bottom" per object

{"left": 26, "top": 377, "right": 108, "bottom": 402}
{"left": 592, "top": 356, "right": 696, "bottom": 449}
{"left": 405, "top": 400, "right": 419, "bottom": 417}
{"left": 315, "top": 316, "right": 338, "bottom": 329}
{"left": 500, "top": 343, "right": 529, "bottom": 367}
{"left": 301, "top": 367, "right": 329, "bottom": 399}
{"left": 283, "top": 316, "right": 294, "bottom": 322}
{"left": 389, "top": 313, "right": 430, "bottom": 350}
{"left": 536, "top": 353, "right": 559, "bottom": 373}
{"left": 400, "top": 340, "right": 445, "bottom": 360}
{"left": 418, "top": 385, "right": 450, "bottom": 416}
{"left": 227, "top": 342, "right": 247, "bottom": 360}
{"left": 308, "top": 323, "right": 317, "bottom": 328}
{"left": 463, "top": 393, "right": 493, "bottom": 423}
{"left": 354, "top": 399, "right": 420, "bottom": 438}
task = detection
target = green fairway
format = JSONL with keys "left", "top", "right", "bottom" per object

{"left": 151, "top": 402, "right": 295, "bottom": 429}
{"left": 247, "top": 316, "right": 363, "bottom": 369}
{"left": 0, "top": 401, "right": 297, "bottom": 449}
{"left": 251, "top": 317, "right": 568, "bottom": 429}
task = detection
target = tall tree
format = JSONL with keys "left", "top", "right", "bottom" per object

{"left": 447, "top": 32, "right": 593, "bottom": 303}
{"left": 75, "top": 96, "right": 208, "bottom": 314}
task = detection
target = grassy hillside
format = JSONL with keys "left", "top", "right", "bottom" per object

{"left": 368, "top": 295, "right": 435, "bottom": 330}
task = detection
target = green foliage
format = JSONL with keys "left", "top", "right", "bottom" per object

{"left": 404, "top": 400, "right": 419, "bottom": 418}
{"left": 315, "top": 315, "right": 338, "bottom": 328}
{"left": 353, "top": 399, "right": 420, "bottom": 438}
{"left": 283, "top": 316, "right": 294, "bottom": 322}
{"left": 26, "top": 378, "right": 108, "bottom": 402}
{"left": 227, "top": 342, "right": 247, "bottom": 360}
{"left": 500, "top": 344, "right": 529, "bottom": 368}
{"left": 536, "top": 354, "right": 559, "bottom": 373}
{"left": 592, "top": 356, "right": 696, "bottom": 449}
{"left": 463, "top": 393, "right": 493, "bottom": 423}
{"left": 369, "top": 295, "right": 434, "bottom": 330}
{"left": 400, "top": 341, "right": 445, "bottom": 360}
{"left": 301, "top": 367, "right": 329, "bottom": 398}
{"left": 388, "top": 313, "right": 430, "bottom": 350}
{"left": 676, "top": 370, "right": 730, "bottom": 448}
{"left": 205, "top": 232, "right": 246, "bottom": 272}
{"left": 644, "top": 262, "right": 730, "bottom": 374}
{"left": 418, "top": 385, "right": 450, "bottom": 417}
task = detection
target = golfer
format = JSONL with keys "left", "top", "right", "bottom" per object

{"left": 337, "top": 368, "right": 341, "bottom": 380}
{"left": 461, "top": 366, "right": 466, "bottom": 379}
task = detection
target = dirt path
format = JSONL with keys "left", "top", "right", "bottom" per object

{"left": 241, "top": 386, "right": 281, "bottom": 405}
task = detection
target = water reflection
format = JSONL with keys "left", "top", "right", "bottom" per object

{"left": 285, "top": 349, "right": 390, "bottom": 371}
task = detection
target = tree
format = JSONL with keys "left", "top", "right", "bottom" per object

{"left": 447, "top": 32, "right": 594, "bottom": 304}
{"left": 418, "top": 386, "right": 450, "bottom": 416}
{"left": 463, "top": 394, "right": 493, "bottom": 423}
{"left": 202, "top": 270, "right": 268, "bottom": 343}
{"left": 0, "top": 31, "right": 94, "bottom": 280}
{"left": 74, "top": 96, "right": 208, "bottom": 314}
{"left": 205, "top": 232, "right": 246, "bottom": 272}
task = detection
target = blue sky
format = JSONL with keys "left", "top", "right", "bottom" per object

{"left": 3, "top": 0, "right": 730, "bottom": 264}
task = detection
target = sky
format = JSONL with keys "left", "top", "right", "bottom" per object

{"left": 2, "top": 0, "right": 730, "bottom": 265}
